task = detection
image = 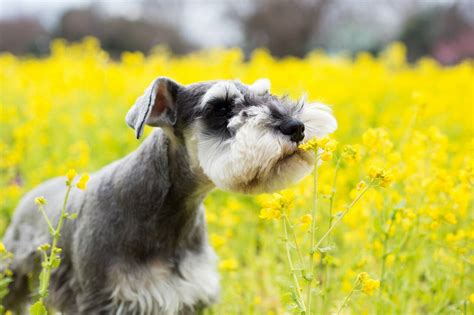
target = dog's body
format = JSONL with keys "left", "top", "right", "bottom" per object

{"left": 3, "top": 78, "right": 336, "bottom": 314}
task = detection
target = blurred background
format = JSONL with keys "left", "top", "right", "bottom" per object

{"left": 0, "top": 0, "right": 473, "bottom": 65}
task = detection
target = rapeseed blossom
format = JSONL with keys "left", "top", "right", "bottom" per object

{"left": 361, "top": 278, "right": 380, "bottom": 296}
{"left": 362, "top": 128, "right": 393, "bottom": 154}
{"left": 299, "top": 214, "right": 313, "bottom": 230}
{"left": 299, "top": 136, "right": 338, "bottom": 160}
{"left": 357, "top": 272, "right": 380, "bottom": 295}
{"left": 258, "top": 190, "right": 294, "bottom": 220}
{"left": 76, "top": 174, "right": 90, "bottom": 190}
{"left": 342, "top": 144, "right": 362, "bottom": 164}
{"left": 66, "top": 169, "right": 77, "bottom": 185}
{"left": 368, "top": 166, "right": 394, "bottom": 187}
{"left": 34, "top": 196, "right": 47, "bottom": 205}
{"left": 219, "top": 258, "right": 239, "bottom": 271}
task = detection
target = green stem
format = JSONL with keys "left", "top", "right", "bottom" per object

{"left": 336, "top": 280, "right": 360, "bottom": 315}
{"left": 283, "top": 215, "right": 305, "bottom": 273}
{"left": 379, "top": 210, "right": 397, "bottom": 292}
{"left": 38, "top": 185, "right": 72, "bottom": 301}
{"left": 398, "top": 102, "right": 420, "bottom": 150}
{"left": 306, "top": 155, "right": 320, "bottom": 314}
{"left": 283, "top": 217, "right": 306, "bottom": 312}
{"left": 328, "top": 157, "right": 342, "bottom": 231}
{"left": 313, "top": 182, "right": 373, "bottom": 252}
{"left": 323, "top": 156, "right": 341, "bottom": 309}
{"left": 37, "top": 204, "right": 55, "bottom": 235}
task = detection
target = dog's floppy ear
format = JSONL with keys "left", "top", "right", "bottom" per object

{"left": 126, "top": 77, "right": 182, "bottom": 139}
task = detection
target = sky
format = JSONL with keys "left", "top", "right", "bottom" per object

{"left": 0, "top": 0, "right": 243, "bottom": 47}
{"left": 0, "top": 0, "right": 469, "bottom": 49}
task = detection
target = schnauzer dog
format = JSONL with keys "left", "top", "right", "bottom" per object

{"left": 3, "top": 77, "right": 337, "bottom": 314}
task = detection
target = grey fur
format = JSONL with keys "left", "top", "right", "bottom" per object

{"left": 4, "top": 129, "right": 213, "bottom": 313}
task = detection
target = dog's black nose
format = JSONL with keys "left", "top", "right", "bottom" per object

{"left": 279, "top": 119, "right": 305, "bottom": 142}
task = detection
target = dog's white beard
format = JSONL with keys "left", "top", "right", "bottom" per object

{"left": 299, "top": 102, "right": 338, "bottom": 139}
{"left": 197, "top": 102, "right": 337, "bottom": 194}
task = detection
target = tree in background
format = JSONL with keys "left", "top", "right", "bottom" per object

{"left": 55, "top": 7, "right": 194, "bottom": 57}
{"left": 0, "top": 17, "right": 49, "bottom": 55}
{"left": 0, "top": 3, "right": 194, "bottom": 57}
{"left": 399, "top": 4, "right": 474, "bottom": 64}
{"left": 235, "top": 0, "right": 330, "bottom": 58}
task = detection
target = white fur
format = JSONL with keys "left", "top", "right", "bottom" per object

{"left": 110, "top": 245, "right": 219, "bottom": 315}
{"left": 249, "top": 78, "right": 270, "bottom": 95}
{"left": 200, "top": 81, "right": 242, "bottom": 108}
{"left": 196, "top": 100, "right": 336, "bottom": 194}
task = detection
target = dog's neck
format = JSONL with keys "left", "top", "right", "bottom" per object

{"left": 116, "top": 129, "right": 214, "bottom": 262}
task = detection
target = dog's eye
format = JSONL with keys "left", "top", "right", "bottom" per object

{"left": 214, "top": 104, "right": 231, "bottom": 117}
{"left": 206, "top": 97, "right": 234, "bottom": 118}
{"left": 201, "top": 98, "right": 235, "bottom": 138}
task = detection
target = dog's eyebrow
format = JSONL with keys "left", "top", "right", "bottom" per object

{"left": 249, "top": 78, "right": 270, "bottom": 95}
{"left": 199, "top": 81, "right": 242, "bottom": 108}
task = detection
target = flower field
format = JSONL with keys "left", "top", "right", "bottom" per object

{"left": 0, "top": 38, "right": 473, "bottom": 314}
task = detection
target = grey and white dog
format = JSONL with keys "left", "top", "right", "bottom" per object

{"left": 3, "top": 77, "right": 337, "bottom": 314}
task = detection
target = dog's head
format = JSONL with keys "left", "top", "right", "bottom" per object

{"left": 126, "top": 77, "right": 337, "bottom": 194}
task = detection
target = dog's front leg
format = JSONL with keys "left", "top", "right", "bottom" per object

{"left": 70, "top": 224, "right": 117, "bottom": 314}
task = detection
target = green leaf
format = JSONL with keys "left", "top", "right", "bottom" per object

{"left": 318, "top": 244, "right": 335, "bottom": 253}
{"left": 30, "top": 301, "right": 48, "bottom": 315}
{"left": 0, "top": 277, "right": 13, "bottom": 286}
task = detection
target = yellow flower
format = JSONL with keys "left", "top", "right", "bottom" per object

{"left": 66, "top": 169, "right": 77, "bottom": 184}
{"left": 37, "top": 243, "right": 51, "bottom": 252}
{"left": 324, "top": 138, "right": 339, "bottom": 152}
{"left": 258, "top": 190, "right": 294, "bottom": 220}
{"left": 34, "top": 196, "right": 47, "bottom": 205}
{"left": 430, "top": 220, "right": 440, "bottom": 230}
{"left": 357, "top": 272, "right": 369, "bottom": 282}
{"left": 299, "top": 136, "right": 338, "bottom": 154}
{"left": 0, "top": 242, "right": 6, "bottom": 254}
{"left": 361, "top": 278, "right": 380, "bottom": 295}
{"left": 320, "top": 151, "right": 333, "bottom": 161}
{"left": 298, "top": 138, "right": 319, "bottom": 152}
{"left": 259, "top": 208, "right": 281, "bottom": 220}
{"left": 76, "top": 174, "right": 90, "bottom": 190}
{"left": 316, "top": 136, "right": 331, "bottom": 148}
{"left": 219, "top": 258, "right": 238, "bottom": 271}
{"left": 210, "top": 233, "right": 226, "bottom": 248}
{"left": 386, "top": 254, "right": 395, "bottom": 267}
{"left": 299, "top": 214, "right": 313, "bottom": 230}
{"left": 357, "top": 272, "right": 380, "bottom": 295}
{"left": 369, "top": 167, "right": 394, "bottom": 187}
{"left": 356, "top": 180, "right": 368, "bottom": 191}
{"left": 443, "top": 213, "right": 457, "bottom": 225}
{"left": 342, "top": 144, "right": 362, "bottom": 164}
{"left": 469, "top": 293, "right": 474, "bottom": 304}
{"left": 253, "top": 296, "right": 262, "bottom": 305}
{"left": 362, "top": 128, "right": 393, "bottom": 153}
